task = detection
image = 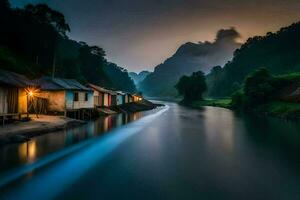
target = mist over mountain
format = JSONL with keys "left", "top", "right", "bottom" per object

{"left": 139, "top": 28, "right": 242, "bottom": 97}
{"left": 129, "top": 71, "right": 150, "bottom": 85}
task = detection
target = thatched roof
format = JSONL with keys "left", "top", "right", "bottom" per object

{"left": 38, "top": 77, "right": 92, "bottom": 91}
{"left": 0, "top": 69, "right": 36, "bottom": 87}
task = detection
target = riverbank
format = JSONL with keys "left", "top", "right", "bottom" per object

{"left": 0, "top": 115, "right": 86, "bottom": 146}
{"left": 114, "top": 99, "right": 164, "bottom": 113}
{"left": 254, "top": 101, "right": 300, "bottom": 119}
{"left": 182, "top": 98, "right": 300, "bottom": 120}
{"left": 188, "top": 98, "right": 232, "bottom": 109}
{"left": 0, "top": 100, "right": 162, "bottom": 146}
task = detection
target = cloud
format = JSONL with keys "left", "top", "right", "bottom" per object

{"left": 215, "top": 27, "right": 241, "bottom": 43}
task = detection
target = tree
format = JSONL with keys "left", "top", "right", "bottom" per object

{"left": 24, "top": 4, "right": 70, "bottom": 37}
{"left": 104, "top": 63, "right": 136, "bottom": 92}
{"left": 175, "top": 71, "right": 207, "bottom": 101}
{"left": 78, "top": 44, "right": 108, "bottom": 84}
{"left": 243, "top": 68, "right": 274, "bottom": 107}
{"left": 207, "top": 21, "right": 300, "bottom": 97}
{"left": 0, "top": 2, "right": 136, "bottom": 93}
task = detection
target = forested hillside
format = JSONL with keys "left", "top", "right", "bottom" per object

{"left": 207, "top": 22, "right": 300, "bottom": 97}
{"left": 140, "top": 28, "right": 241, "bottom": 97}
{"left": 0, "top": 1, "right": 136, "bottom": 92}
{"left": 129, "top": 71, "right": 150, "bottom": 85}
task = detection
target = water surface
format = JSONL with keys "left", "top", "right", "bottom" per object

{"left": 0, "top": 102, "right": 300, "bottom": 200}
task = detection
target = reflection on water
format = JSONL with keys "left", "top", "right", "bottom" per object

{"left": 0, "top": 103, "right": 300, "bottom": 200}
{"left": 203, "top": 107, "right": 235, "bottom": 154}
{"left": 18, "top": 140, "right": 37, "bottom": 163}
{"left": 0, "top": 111, "right": 148, "bottom": 172}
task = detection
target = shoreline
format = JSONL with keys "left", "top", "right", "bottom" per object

{"left": 0, "top": 100, "right": 162, "bottom": 147}
{"left": 0, "top": 115, "right": 86, "bottom": 146}
{"left": 181, "top": 99, "right": 300, "bottom": 121}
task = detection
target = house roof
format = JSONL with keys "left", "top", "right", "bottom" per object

{"left": 87, "top": 83, "right": 117, "bottom": 95}
{"left": 132, "top": 93, "right": 143, "bottom": 97}
{"left": 38, "top": 77, "right": 92, "bottom": 91}
{"left": 116, "top": 91, "right": 126, "bottom": 95}
{"left": 0, "top": 69, "right": 36, "bottom": 88}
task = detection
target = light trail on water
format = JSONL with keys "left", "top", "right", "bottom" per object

{"left": 0, "top": 105, "right": 169, "bottom": 200}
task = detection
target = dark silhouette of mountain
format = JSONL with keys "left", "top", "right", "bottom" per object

{"left": 207, "top": 21, "right": 300, "bottom": 97}
{"left": 139, "top": 28, "right": 241, "bottom": 97}
{"left": 129, "top": 71, "right": 150, "bottom": 85}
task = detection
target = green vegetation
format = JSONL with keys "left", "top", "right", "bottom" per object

{"left": 181, "top": 68, "right": 300, "bottom": 119}
{"left": 175, "top": 71, "right": 207, "bottom": 102}
{"left": 0, "top": 1, "right": 136, "bottom": 92}
{"left": 190, "top": 98, "right": 232, "bottom": 109}
{"left": 255, "top": 101, "right": 300, "bottom": 119}
{"left": 230, "top": 69, "right": 300, "bottom": 118}
{"left": 231, "top": 69, "right": 300, "bottom": 109}
{"left": 206, "top": 22, "right": 300, "bottom": 97}
{"left": 139, "top": 28, "right": 241, "bottom": 97}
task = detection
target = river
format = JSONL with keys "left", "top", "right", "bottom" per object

{"left": 0, "top": 102, "right": 300, "bottom": 199}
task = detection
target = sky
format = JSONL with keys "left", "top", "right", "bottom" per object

{"left": 11, "top": 0, "right": 300, "bottom": 72}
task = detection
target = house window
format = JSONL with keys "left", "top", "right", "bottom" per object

{"left": 74, "top": 92, "right": 79, "bottom": 102}
{"left": 85, "top": 92, "right": 88, "bottom": 101}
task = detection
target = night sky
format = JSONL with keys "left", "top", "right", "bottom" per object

{"left": 11, "top": 0, "right": 300, "bottom": 72}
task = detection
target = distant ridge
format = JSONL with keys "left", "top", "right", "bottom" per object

{"left": 139, "top": 28, "right": 241, "bottom": 97}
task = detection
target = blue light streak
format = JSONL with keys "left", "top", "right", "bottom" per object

{"left": 0, "top": 105, "right": 169, "bottom": 200}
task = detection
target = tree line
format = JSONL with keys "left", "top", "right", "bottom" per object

{"left": 206, "top": 21, "right": 300, "bottom": 97}
{"left": 0, "top": 1, "right": 136, "bottom": 92}
{"left": 175, "top": 21, "right": 300, "bottom": 104}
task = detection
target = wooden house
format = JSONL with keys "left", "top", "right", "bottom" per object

{"left": 132, "top": 94, "right": 143, "bottom": 102}
{"left": 37, "top": 77, "right": 94, "bottom": 114}
{"left": 87, "top": 83, "right": 117, "bottom": 107}
{"left": 116, "top": 91, "right": 126, "bottom": 105}
{"left": 124, "top": 93, "right": 133, "bottom": 103}
{"left": 0, "top": 70, "right": 36, "bottom": 121}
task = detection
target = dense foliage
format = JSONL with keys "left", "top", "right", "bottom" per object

{"left": 207, "top": 22, "right": 300, "bottom": 97}
{"left": 232, "top": 68, "right": 300, "bottom": 110}
{"left": 0, "top": 1, "right": 136, "bottom": 92}
{"left": 104, "top": 63, "right": 136, "bottom": 92}
{"left": 175, "top": 71, "right": 207, "bottom": 102}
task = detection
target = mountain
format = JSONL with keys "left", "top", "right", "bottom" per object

{"left": 206, "top": 21, "right": 300, "bottom": 97}
{"left": 129, "top": 71, "right": 150, "bottom": 85}
{"left": 139, "top": 28, "right": 242, "bottom": 97}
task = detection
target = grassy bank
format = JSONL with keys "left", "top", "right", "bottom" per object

{"left": 183, "top": 98, "right": 300, "bottom": 119}
{"left": 255, "top": 101, "right": 300, "bottom": 119}
{"left": 187, "top": 98, "right": 232, "bottom": 109}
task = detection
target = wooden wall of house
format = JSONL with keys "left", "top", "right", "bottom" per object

{"left": 103, "top": 93, "right": 109, "bottom": 107}
{"left": 133, "top": 96, "right": 141, "bottom": 102}
{"left": 92, "top": 89, "right": 104, "bottom": 107}
{"left": 67, "top": 90, "right": 94, "bottom": 110}
{"left": 38, "top": 90, "right": 66, "bottom": 112}
{"left": 0, "top": 86, "right": 8, "bottom": 114}
{"left": 116, "top": 94, "right": 123, "bottom": 105}
{"left": 129, "top": 96, "right": 133, "bottom": 102}
{"left": 18, "top": 88, "right": 28, "bottom": 114}
{"left": 110, "top": 95, "right": 117, "bottom": 106}
{"left": 0, "top": 86, "right": 27, "bottom": 114}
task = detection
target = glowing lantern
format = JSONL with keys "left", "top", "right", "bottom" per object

{"left": 28, "top": 91, "right": 34, "bottom": 97}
